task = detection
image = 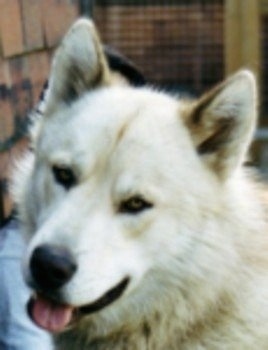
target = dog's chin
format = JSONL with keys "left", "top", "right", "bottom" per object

{"left": 27, "top": 277, "right": 130, "bottom": 333}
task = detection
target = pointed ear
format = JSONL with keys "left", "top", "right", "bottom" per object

{"left": 44, "top": 18, "right": 111, "bottom": 114}
{"left": 185, "top": 70, "right": 257, "bottom": 180}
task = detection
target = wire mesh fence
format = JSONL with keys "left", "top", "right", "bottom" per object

{"left": 94, "top": 0, "right": 224, "bottom": 96}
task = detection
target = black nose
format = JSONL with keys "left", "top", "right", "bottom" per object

{"left": 30, "top": 244, "right": 77, "bottom": 290}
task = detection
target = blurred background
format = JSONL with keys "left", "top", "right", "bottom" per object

{"left": 0, "top": 0, "right": 266, "bottom": 222}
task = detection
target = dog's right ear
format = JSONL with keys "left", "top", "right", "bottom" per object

{"left": 184, "top": 70, "right": 257, "bottom": 180}
{"left": 44, "top": 18, "right": 111, "bottom": 115}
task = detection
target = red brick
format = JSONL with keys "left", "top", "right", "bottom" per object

{"left": 3, "top": 193, "right": 13, "bottom": 219}
{"left": 21, "top": 0, "right": 44, "bottom": 51}
{"left": 0, "top": 0, "right": 24, "bottom": 57}
{"left": 0, "top": 92, "right": 14, "bottom": 141}
{"left": 14, "top": 82, "right": 33, "bottom": 120}
{"left": 0, "top": 56, "right": 11, "bottom": 86}
{"left": 8, "top": 57, "right": 34, "bottom": 129}
{"left": 8, "top": 56, "right": 28, "bottom": 86}
{"left": 0, "top": 151, "right": 10, "bottom": 179}
{"left": 0, "top": 58, "right": 5, "bottom": 85}
{"left": 41, "top": 0, "right": 79, "bottom": 48}
{"left": 27, "top": 51, "right": 51, "bottom": 103}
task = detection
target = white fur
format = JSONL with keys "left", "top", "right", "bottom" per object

{"left": 13, "top": 19, "right": 268, "bottom": 349}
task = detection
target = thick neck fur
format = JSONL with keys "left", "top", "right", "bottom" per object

{"left": 55, "top": 281, "right": 267, "bottom": 349}
{"left": 54, "top": 289, "right": 264, "bottom": 350}
{"left": 55, "top": 296, "right": 232, "bottom": 350}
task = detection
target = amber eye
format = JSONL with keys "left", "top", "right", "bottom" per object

{"left": 119, "top": 196, "right": 153, "bottom": 214}
{"left": 52, "top": 165, "right": 76, "bottom": 190}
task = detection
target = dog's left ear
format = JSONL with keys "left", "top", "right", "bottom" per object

{"left": 44, "top": 18, "right": 111, "bottom": 114}
{"left": 185, "top": 70, "right": 257, "bottom": 180}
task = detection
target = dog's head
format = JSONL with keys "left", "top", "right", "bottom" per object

{"left": 13, "top": 19, "right": 257, "bottom": 335}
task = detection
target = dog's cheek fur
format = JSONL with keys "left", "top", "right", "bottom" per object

{"left": 12, "top": 151, "right": 37, "bottom": 238}
{"left": 12, "top": 149, "right": 60, "bottom": 240}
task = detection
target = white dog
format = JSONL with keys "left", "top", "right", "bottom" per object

{"left": 13, "top": 19, "right": 268, "bottom": 349}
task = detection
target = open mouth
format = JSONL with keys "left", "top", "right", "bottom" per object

{"left": 27, "top": 277, "right": 130, "bottom": 333}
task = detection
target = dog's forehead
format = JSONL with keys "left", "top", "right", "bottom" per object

{"left": 39, "top": 87, "right": 188, "bottom": 167}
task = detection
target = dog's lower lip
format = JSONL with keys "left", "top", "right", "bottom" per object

{"left": 28, "top": 276, "right": 130, "bottom": 325}
{"left": 79, "top": 277, "right": 130, "bottom": 315}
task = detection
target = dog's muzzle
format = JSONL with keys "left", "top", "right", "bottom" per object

{"left": 28, "top": 244, "right": 130, "bottom": 333}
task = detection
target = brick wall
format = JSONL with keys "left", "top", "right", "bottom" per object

{"left": 0, "top": 0, "right": 80, "bottom": 219}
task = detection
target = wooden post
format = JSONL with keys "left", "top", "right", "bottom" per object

{"left": 225, "top": 0, "right": 241, "bottom": 74}
{"left": 225, "top": 0, "right": 261, "bottom": 84}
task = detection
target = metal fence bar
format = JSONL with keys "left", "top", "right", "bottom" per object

{"left": 255, "top": 127, "right": 268, "bottom": 141}
{"left": 79, "top": 0, "right": 95, "bottom": 17}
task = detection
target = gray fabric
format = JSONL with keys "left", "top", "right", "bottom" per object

{"left": 0, "top": 220, "right": 53, "bottom": 350}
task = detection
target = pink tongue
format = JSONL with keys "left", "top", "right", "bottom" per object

{"left": 32, "top": 296, "right": 74, "bottom": 333}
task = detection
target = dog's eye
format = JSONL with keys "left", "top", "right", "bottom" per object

{"left": 52, "top": 166, "right": 76, "bottom": 189}
{"left": 119, "top": 196, "right": 153, "bottom": 214}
